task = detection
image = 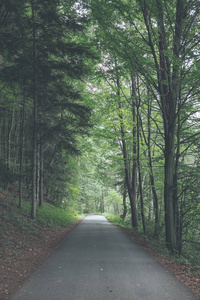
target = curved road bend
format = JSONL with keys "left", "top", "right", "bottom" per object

{"left": 11, "top": 215, "right": 198, "bottom": 300}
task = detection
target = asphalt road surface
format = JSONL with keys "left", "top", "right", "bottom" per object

{"left": 11, "top": 215, "right": 198, "bottom": 300}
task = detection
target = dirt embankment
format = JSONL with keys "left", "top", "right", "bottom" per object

{"left": 0, "top": 220, "right": 81, "bottom": 300}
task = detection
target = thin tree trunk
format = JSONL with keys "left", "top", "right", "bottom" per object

{"left": 121, "top": 179, "right": 127, "bottom": 220}
{"left": 31, "top": 0, "right": 37, "bottom": 219}
{"left": 36, "top": 138, "right": 40, "bottom": 203}
{"left": 102, "top": 188, "right": 105, "bottom": 213}
{"left": 147, "top": 99, "right": 159, "bottom": 236}
{"left": 130, "top": 75, "right": 138, "bottom": 228}
{"left": 3, "top": 114, "right": 7, "bottom": 190}
{"left": 39, "top": 139, "right": 44, "bottom": 208}
{"left": 173, "top": 87, "right": 182, "bottom": 253}
{"left": 137, "top": 103, "right": 146, "bottom": 234}
{"left": 19, "top": 91, "right": 26, "bottom": 208}
{"left": 7, "top": 106, "right": 14, "bottom": 170}
{"left": 5, "top": 105, "right": 15, "bottom": 189}
{"left": 117, "top": 77, "right": 138, "bottom": 228}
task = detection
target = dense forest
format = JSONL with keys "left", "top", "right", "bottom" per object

{"left": 0, "top": 0, "right": 200, "bottom": 263}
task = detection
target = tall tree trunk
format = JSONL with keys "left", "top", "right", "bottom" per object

{"left": 3, "top": 114, "right": 7, "bottom": 190}
{"left": 141, "top": 0, "right": 185, "bottom": 252}
{"left": 130, "top": 74, "right": 138, "bottom": 228}
{"left": 7, "top": 106, "right": 15, "bottom": 171}
{"left": 39, "top": 138, "right": 44, "bottom": 208}
{"left": 173, "top": 87, "right": 182, "bottom": 253}
{"left": 164, "top": 124, "right": 177, "bottom": 252}
{"left": 4, "top": 105, "right": 15, "bottom": 190}
{"left": 36, "top": 138, "right": 40, "bottom": 203}
{"left": 163, "top": 0, "right": 184, "bottom": 253}
{"left": 137, "top": 102, "right": 146, "bottom": 234}
{"left": 135, "top": 76, "right": 145, "bottom": 233}
{"left": 120, "top": 117, "right": 137, "bottom": 227}
{"left": 31, "top": 0, "right": 37, "bottom": 219}
{"left": 19, "top": 91, "right": 26, "bottom": 208}
{"left": 147, "top": 98, "right": 159, "bottom": 236}
{"left": 121, "top": 179, "right": 127, "bottom": 220}
{"left": 101, "top": 188, "right": 105, "bottom": 213}
{"left": 117, "top": 76, "right": 138, "bottom": 228}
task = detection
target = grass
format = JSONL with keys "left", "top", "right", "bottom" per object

{"left": 0, "top": 188, "right": 81, "bottom": 258}
{"left": 106, "top": 214, "right": 132, "bottom": 229}
{"left": 18, "top": 197, "right": 80, "bottom": 228}
{"left": 36, "top": 203, "right": 80, "bottom": 227}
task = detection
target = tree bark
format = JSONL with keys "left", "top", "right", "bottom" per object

{"left": 147, "top": 98, "right": 159, "bottom": 236}
{"left": 141, "top": 0, "right": 185, "bottom": 252}
{"left": 39, "top": 137, "right": 44, "bottom": 208}
{"left": 136, "top": 78, "right": 146, "bottom": 234}
{"left": 137, "top": 107, "right": 146, "bottom": 234}
{"left": 31, "top": 0, "right": 37, "bottom": 219}
{"left": 164, "top": 126, "right": 177, "bottom": 252}
{"left": 163, "top": 0, "right": 185, "bottom": 253}
{"left": 101, "top": 188, "right": 105, "bottom": 213}
{"left": 19, "top": 91, "right": 26, "bottom": 208}
{"left": 117, "top": 75, "right": 138, "bottom": 228}
{"left": 121, "top": 179, "right": 127, "bottom": 220}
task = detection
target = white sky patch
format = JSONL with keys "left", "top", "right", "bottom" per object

{"left": 72, "top": 1, "right": 89, "bottom": 17}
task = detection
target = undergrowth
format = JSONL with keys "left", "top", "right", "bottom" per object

{"left": 106, "top": 214, "right": 200, "bottom": 273}
{"left": 21, "top": 201, "right": 79, "bottom": 228}
{"left": 106, "top": 214, "right": 132, "bottom": 229}
{"left": 0, "top": 188, "right": 80, "bottom": 258}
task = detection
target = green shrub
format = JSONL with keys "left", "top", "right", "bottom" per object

{"left": 106, "top": 214, "right": 132, "bottom": 229}
{"left": 36, "top": 203, "right": 79, "bottom": 228}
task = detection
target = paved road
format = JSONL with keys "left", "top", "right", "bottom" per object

{"left": 11, "top": 215, "right": 198, "bottom": 300}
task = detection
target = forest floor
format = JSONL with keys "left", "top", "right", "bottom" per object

{"left": 0, "top": 215, "right": 200, "bottom": 299}
{"left": 0, "top": 220, "right": 82, "bottom": 300}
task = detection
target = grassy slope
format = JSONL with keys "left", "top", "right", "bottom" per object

{"left": 0, "top": 189, "right": 81, "bottom": 299}
{"left": 0, "top": 191, "right": 79, "bottom": 251}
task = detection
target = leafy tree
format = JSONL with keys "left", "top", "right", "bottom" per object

{"left": 89, "top": 0, "right": 200, "bottom": 253}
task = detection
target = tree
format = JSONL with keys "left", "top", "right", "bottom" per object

{"left": 0, "top": 0, "right": 96, "bottom": 217}
{"left": 89, "top": 0, "right": 200, "bottom": 252}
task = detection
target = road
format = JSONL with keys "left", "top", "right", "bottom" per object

{"left": 11, "top": 215, "right": 198, "bottom": 300}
